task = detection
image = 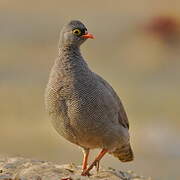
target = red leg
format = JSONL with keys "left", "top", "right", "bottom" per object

{"left": 82, "top": 148, "right": 89, "bottom": 171}
{"left": 81, "top": 149, "right": 108, "bottom": 176}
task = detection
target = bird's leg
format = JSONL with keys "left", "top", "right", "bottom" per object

{"left": 95, "top": 160, "right": 100, "bottom": 172}
{"left": 82, "top": 148, "right": 90, "bottom": 171}
{"left": 81, "top": 149, "right": 108, "bottom": 176}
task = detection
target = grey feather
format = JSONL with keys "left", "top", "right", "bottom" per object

{"left": 45, "top": 20, "right": 133, "bottom": 162}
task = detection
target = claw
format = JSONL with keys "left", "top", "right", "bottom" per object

{"left": 81, "top": 171, "right": 91, "bottom": 176}
{"left": 81, "top": 149, "right": 108, "bottom": 176}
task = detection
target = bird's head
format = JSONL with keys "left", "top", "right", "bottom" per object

{"left": 59, "top": 20, "right": 94, "bottom": 47}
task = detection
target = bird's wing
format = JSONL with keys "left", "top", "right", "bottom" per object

{"left": 94, "top": 73, "right": 129, "bottom": 129}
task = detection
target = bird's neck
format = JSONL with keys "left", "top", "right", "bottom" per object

{"left": 57, "top": 45, "right": 89, "bottom": 75}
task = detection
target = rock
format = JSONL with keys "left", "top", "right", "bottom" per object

{"left": 0, "top": 156, "right": 152, "bottom": 180}
{"left": 0, "top": 175, "right": 12, "bottom": 180}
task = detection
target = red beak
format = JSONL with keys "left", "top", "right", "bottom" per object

{"left": 82, "top": 33, "right": 94, "bottom": 39}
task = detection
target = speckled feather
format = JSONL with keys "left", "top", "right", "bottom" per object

{"left": 45, "top": 20, "right": 133, "bottom": 162}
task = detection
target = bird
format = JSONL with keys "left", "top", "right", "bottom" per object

{"left": 45, "top": 20, "right": 133, "bottom": 176}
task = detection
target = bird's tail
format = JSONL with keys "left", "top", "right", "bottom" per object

{"left": 111, "top": 144, "right": 134, "bottom": 162}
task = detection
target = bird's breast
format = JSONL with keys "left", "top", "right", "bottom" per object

{"left": 67, "top": 82, "right": 118, "bottom": 128}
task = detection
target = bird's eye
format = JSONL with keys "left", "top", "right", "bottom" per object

{"left": 72, "top": 29, "right": 82, "bottom": 36}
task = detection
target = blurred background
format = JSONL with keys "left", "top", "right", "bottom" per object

{"left": 0, "top": 0, "right": 180, "bottom": 179}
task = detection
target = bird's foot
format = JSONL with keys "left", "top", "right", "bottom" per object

{"left": 81, "top": 170, "right": 91, "bottom": 176}
{"left": 81, "top": 149, "right": 108, "bottom": 176}
{"left": 81, "top": 160, "right": 97, "bottom": 176}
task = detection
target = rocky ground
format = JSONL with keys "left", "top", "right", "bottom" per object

{"left": 0, "top": 156, "right": 152, "bottom": 180}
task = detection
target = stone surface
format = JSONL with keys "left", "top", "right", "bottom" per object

{"left": 0, "top": 156, "right": 152, "bottom": 180}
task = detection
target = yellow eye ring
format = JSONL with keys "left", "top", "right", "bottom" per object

{"left": 72, "top": 29, "right": 82, "bottom": 36}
